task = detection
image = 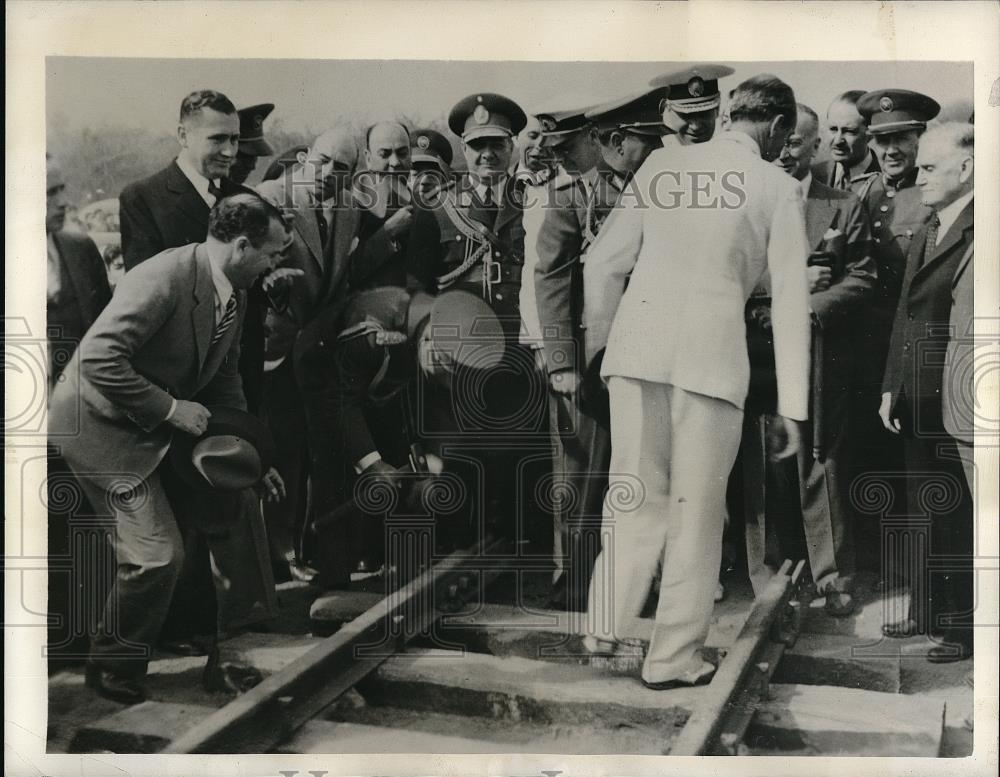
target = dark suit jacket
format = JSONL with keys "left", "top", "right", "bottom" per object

{"left": 348, "top": 176, "right": 410, "bottom": 290}
{"left": 48, "top": 243, "right": 246, "bottom": 488}
{"left": 883, "top": 198, "right": 974, "bottom": 431}
{"left": 943, "top": 243, "right": 974, "bottom": 444}
{"left": 256, "top": 173, "right": 362, "bottom": 360}
{"left": 120, "top": 159, "right": 262, "bottom": 409}
{"left": 48, "top": 230, "right": 112, "bottom": 382}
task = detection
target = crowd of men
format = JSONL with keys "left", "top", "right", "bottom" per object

{"left": 46, "top": 65, "right": 976, "bottom": 703}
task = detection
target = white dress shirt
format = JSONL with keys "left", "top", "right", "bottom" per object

{"left": 934, "top": 190, "right": 974, "bottom": 246}
{"left": 176, "top": 154, "right": 221, "bottom": 207}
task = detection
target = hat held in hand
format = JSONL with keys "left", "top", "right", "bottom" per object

{"left": 169, "top": 406, "right": 275, "bottom": 491}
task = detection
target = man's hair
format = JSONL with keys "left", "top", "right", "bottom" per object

{"left": 796, "top": 103, "right": 820, "bottom": 135}
{"left": 208, "top": 193, "right": 286, "bottom": 247}
{"left": 921, "top": 121, "right": 974, "bottom": 156}
{"left": 365, "top": 121, "right": 410, "bottom": 149}
{"left": 179, "top": 90, "right": 237, "bottom": 123}
{"left": 728, "top": 75, "right": 797, "bottom": 129}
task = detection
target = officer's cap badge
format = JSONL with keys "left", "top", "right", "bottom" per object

{"left": 880, "top": 96, "right": 894, "bottom": 112}
{"left": 417, "top": 135, "right": 430, "bottom": 149}
{"left": 687, "top": 77, "right": 705, "bottom": 97}
{"left": 473, "top": 105, "right": 490, "bottom": 125}
{"left": 540, "top": 116, "right": 556, "bottom": 132}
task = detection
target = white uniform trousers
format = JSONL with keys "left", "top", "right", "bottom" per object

{"left": 586, "top": 376, "right": 743, "bottom": 683}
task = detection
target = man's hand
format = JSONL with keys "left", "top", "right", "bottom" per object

{"left": 879, "top": 391, "right": 901, "bottom": 434}
{"left": 767, "top": 415, "right": 802, "bottom": 461}
{"left": 256, "top": 466, "right": 286, "bottom": 502}
{"left": 807, "top": 264, "right": 833, "bottom": 293}
{"left": 360, "top": 460, "right": 403, "bottom": 491}
{"left": 384, "top": 205, "right": 414, "bottom": 240}
{"left": 549, "top": 369, "right": 580, "bottom": 397}
{"left": 167, "top": 401, "right": 211, "bottom": 436}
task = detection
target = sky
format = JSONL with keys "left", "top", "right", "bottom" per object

{"left": 47, "top": 57, "right": 973, "bottom": 139}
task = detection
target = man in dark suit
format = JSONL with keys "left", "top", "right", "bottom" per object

{"left": 530, "top": 89, "right": 666, "bottom": 610}
{"left": 743, "top": 104, "right": 877, "bottom": 616}
{"left": 349, "top": 121, "right": 414, "bottom": 290}
{"left": 255, "top": 127, "right": 361, "bottom": 579}
{"left": 46, "top": 155, "right": 112, "bottom": 385}
{"left": 118, "top": 89, "right": 264, "bottom": 411}
{"left": 811, "top": 90, "right": 881, "bottom": 191}
{"left": 879, "top": 122, "right": 974, "bottom": 662}
{"left": 48, "top": 194, "right": 291, "bottom": 703}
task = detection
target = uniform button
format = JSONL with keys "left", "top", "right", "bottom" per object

{"left": 886, "top": 190, "right": 896, "bottom": 199}
{"left": 879, "top": 205, "right": 889, "bottom": 212}
{"left": 874, "top": 221, "right": 882, "bottom": 228}
{"left": 904, "top": 342, "right": 911, "bottom": 351}
{"left": 456, "top": 236, "right": 463, "bottom": 242}
{"left": 905, "top": 229, "right": 913, "bottom": 237}
{"left": 495, "top": 293, "right": 504, "bottom": 301}
{"left": 875, "top": 237, "right": 882, "bottom": 244}
{"left": 494, "top": 251, "right": 501, "bottom": 258}
{"left": 908, "top": 313, "right": 914, "bottom": 321}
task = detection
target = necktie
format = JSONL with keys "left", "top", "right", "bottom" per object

{"left": 207, "top": 180, "right": 225, "bottom": 205}
{"left": 482, "top": 185, "right": 495, "bottom": 208}
{"left": 920, "top": 213, "right": 940, "bottom": 268}
{"left": 211, "top": 293, "right": 238, "bottom": 346}
{"left": 316, "top": 210, "right": 328, "bottom": 249}
{"left": 831, "top": 162, "right": 847, "bottom": 190}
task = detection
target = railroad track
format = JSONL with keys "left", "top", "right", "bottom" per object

{"left": 55, "top": 540, "right": 954, "bottom": 757}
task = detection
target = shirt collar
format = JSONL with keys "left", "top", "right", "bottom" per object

{"left": 176, "top": 154, "right": 218, "bottom": 206}
{"left": 474, "top": 176, "right": 506, "bottom": 201}
{"left": 723, "top": 130, "right": 762, "bottom": 157}
{"left": 935, "top": 190, "right": 974, "bottom": 241}
{"left": 798, "top": 172, "right": 813, "bottom": 201}
{"left": 206, "top": 250, "right": 233, "bottom": 307}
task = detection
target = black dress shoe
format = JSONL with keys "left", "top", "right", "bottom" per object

{"left": 881, "top": 618, "right": 919, "bottom": 638}
{"left": 84, "top": 664, "right": 146, "bottom": 705}
{"left": 158, "top": 639, "right": 210, "bottom": 657}
{"left": 927, "top": 636, "right": 973, "bottom": 664}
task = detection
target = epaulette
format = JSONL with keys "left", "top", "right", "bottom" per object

{"left": 336, "top": 319, "right": 383, "bottom": 343}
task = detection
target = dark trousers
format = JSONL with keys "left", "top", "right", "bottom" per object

{"left": 548, "top": 387, "right": 611, "bottom": 611}
{"left": 898, "top": 419, "right": 973, "bottom": 645}
{"left": 260, "top": 358, "right": 311, "bottom": 574}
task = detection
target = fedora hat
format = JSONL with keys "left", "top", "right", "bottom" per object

{"left": 169, "top": 406, "right": 275, "bottom": 492}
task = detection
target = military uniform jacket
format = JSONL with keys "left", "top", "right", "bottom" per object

{"left": 533, "top": 164, "right": 627, "bottom": 375}
{"left": 294, "top": 287, "right": 415, "bottom": 468}
{"left": 856, "top": 168, "right": 933, "bottom": 321}
{"left": 407, "top": 174, "right": 525, "bottom": 328}
{"left": 883, "top": 199, "right": 974, "bottom": 430}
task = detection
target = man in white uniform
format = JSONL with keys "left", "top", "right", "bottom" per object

{"left": 582, "top": 74, "right": 811, "bottom": 689}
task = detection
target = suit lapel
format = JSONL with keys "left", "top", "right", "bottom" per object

{"left": 323, "top": 202, "right": 360, "bottom": 305}
{"left": 804, "top": 187, "right": 839, "bottom": 250}
{"left": 199, "top": 290, "right": 245, "bottom": 389}
{"left": 166, "top": 160, "right": 211, "bottom": 230}
{"left": 53, "top": 232, "right": 95, "bottom": 323}
{"left": 291, "top": 181, "right": 324, "bottom": 273}
{"left": 916, "top": 200, "right": 974, "bottom": 279}
{"left": 191, "top": 244, "right": 215, "bottom": 372}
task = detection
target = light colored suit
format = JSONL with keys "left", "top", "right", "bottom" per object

{"left": 582, "top": 131, "right": 811, "bottom": 684}
{"left": 48, "top": 243, "right": 247, "bottom": 678}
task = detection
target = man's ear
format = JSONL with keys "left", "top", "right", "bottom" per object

{"left": 177, "top": 123, "right": 188, "bottom": 148}
{"left": 958, "top": 155, "right": 974, "bottom": 184}
{"left": 232, "top": 235, "right": 251, "bottom": 259}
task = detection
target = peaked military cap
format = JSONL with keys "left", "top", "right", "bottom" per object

{"left": 448, "top": 93, "right": 527, "bottom": 141}
{"left": 237, "top": 103, "right": 275, "bottom": 156}
{"left": 410, "top": 128, "right": 454, "bottom": 170}
{"left": 857, "top": 89, "right": 940, "bottom": 135}
{"left": 649, "top": 64, "right": 735, "bottom": 113}
{"left": 585, "top": 87, "right": 671, "bottom": 136}
{"left": 537, "top": 106, "right": 596, "bottom": 148}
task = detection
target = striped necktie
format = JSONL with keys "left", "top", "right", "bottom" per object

{"left": 211, "top": 292, "right": 238, "bottom": 346}
{"left": 919, "top": 213, "right": 940, "bottom": 269}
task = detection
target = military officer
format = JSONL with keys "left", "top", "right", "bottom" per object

{"left": 851, "top": 89, "right": 940, "bottom": 570}
{"left": 651, "top": 64, "right": 734, "bottom": 148}
{"left": 409, "top": 127, "right": 454, "bottom": 197}
{"left": 531, "top": 88, "right": 668, "bottom": 610}
{"left": 229, "top": 103, "right": 276, "bottom": 185}
{"left": 407, "top": 93, "right": 547, "bottom": 541}
{"left": 295, "top": 287, "right": 504, "bottom": 587}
